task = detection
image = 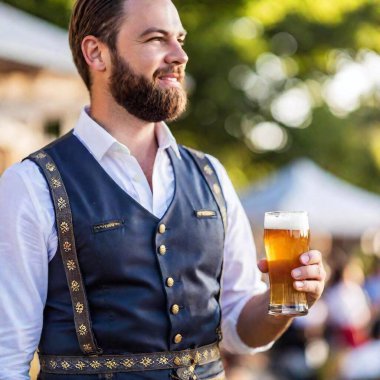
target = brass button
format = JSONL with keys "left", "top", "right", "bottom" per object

{"left": 158, "top": 245, "right": 166, "bottom": 255}
{"left": 171, "top": 304, "right": 180, "bottom": 315}
{"left": 174, "top": 334, "right": 182, "bottom": 344}
{"left": 158, "top": 224, "right": 166, "bottom": 234}
{"left": 174, "top": 357, "right": 182, "bottom": 366}
{"left": 166, "top": 277, "right": 175, "bottom": 287}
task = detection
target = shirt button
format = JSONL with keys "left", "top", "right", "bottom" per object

{"left": 166, "top": 277, "right": 175, "bottom": 287}
{"left": 158, "top": 245, "right": 167, "bottom": 255}
{"left": 171, "top": 304, "right": 180, "bottom": 315}
{"left": 174, "top": 334, "right": 183, "bottom": 344}
{"left": 158, "top": 224, "right": 166, "bottom": 234}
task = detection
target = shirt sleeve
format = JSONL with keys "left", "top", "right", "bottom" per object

{"left": 207, "top": 155, "right": 272, "bottom": 355}
{"left": 0, "top": 162, "right": 57, "bottom": 379}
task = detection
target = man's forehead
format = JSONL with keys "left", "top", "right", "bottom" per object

{"left": 124, "top": 0, "right": 185, "bottom": 35}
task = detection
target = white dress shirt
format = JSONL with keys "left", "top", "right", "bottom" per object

{"left": 0, "top": 108, "right": 268, "bottom": 379}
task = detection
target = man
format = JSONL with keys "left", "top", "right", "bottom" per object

{"left": 0, "top": 0, "right": 326, "bottom": 379}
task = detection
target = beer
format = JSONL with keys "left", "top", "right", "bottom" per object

{"left": 264, "top": 211, "right": 309, "bottom": 316}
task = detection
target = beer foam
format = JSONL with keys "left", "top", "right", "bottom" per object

{"left": 264, "top": 211, "right": 309, "bottom": 230}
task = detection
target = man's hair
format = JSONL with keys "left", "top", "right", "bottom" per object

{"left": 69, "top": 0, "right": 127, "bottom": 90}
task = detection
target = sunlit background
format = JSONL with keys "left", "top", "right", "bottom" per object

{"left": 2, "top": 0, "right": 380, "bottom": 379}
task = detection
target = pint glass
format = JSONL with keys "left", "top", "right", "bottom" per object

{"left": 264, "top": 211, "right": 309, "bottom": 316}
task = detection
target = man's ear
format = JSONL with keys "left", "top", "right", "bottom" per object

{"left": 81, "top": 35, "right": 108, "bottom": 72}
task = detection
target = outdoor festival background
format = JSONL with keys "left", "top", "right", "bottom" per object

{"left": 2, "top": 0, "right": 380, "bottom": 379}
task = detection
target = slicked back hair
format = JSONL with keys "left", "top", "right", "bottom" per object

{"left": 69, "top": 0, "right": 127, "bottom": 90}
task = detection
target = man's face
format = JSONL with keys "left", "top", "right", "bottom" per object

{"left": 109, "top": 0, "right": 189, "bottom": 122}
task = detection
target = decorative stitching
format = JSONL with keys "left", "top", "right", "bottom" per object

{"left": 39, "top": 342, "right": 220, "bottom": 375}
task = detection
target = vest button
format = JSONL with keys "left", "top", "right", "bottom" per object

{"left": 158, "top": 224, "right": 166, "bottom": 234}
{"left": 166, "top": 277, "right": 175, "bottom": 287}
{"left": 171, "top": 304, "right": 180, "bottom": 315}
{"left": 174, "top": 334, "right": 183, "bottom": 344}
{"left": 158, "top": 245, "right": 167, "bottom": 255}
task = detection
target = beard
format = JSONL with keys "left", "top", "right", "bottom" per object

{"left": 109, "top": 52, "right": 187, "bottom": 123}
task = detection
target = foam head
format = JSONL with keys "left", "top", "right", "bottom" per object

{"left": 264, "top": 211, "right": 309, "bottom": 230}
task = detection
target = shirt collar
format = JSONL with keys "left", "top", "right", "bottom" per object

{"left": 74, "top": 107, "right": 181, "bottom": 161}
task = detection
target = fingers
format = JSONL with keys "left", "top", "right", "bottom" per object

{"left": 257, "top": 258, "right": 268, "bottom": 273}
{"left": 292, "top": 250, "right": 326, "bottom": 281}
{"left": 294, "top": 280, "right": 324, "bottom": 299}
{"left": 291, "top": 250, "right": 326, "bottom": 304}
{"left": 291, "top": 263, "right": 324, "bottom": 281}
{"left": 300, "top": 250, "right": 322, "bottom": 265}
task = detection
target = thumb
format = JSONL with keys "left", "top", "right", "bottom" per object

{"left": 258, "top": 258, "right": 269, "bottom": 273}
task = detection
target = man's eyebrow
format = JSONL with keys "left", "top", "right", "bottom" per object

{"left": 139, "top": 28, "right": 187, "bottom": 38}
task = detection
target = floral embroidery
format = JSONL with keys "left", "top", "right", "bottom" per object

{"left": 67, "top": 260, "right": 76, "bottom": 271}
{"left": 78, "top": 324, "right": 87, "bottom": 336}
{"left": 75, "top": 302, "right": 84, "bottom": 314}
{"left": 158, "top": 356, "right": 169, "bottom": 365}
{"left": 51, "top": 177, "right": 61, "bottom": 189}
{"left": 34, "top": 152, "right": 47, "bottom": 159}
{"left": 105, "top": 359, "right": 118, "bottom": 369}
{"left": 75, "top": 361, "right": 86, "bottom": 370}
{"left": 71, "top": 280, "right": 80, "bottom": 292}
{"left": 57, "top": 197, "right": 67, "bottom": 211}
{"left": 61, "top": 361, "right": 70, "bottom": 369}
{"left": 60, "top": 222, "right": 69, "bottom": 234}
{"left": 63, "top": 241, "right": 72, "bottom": 252}
{"left": 140, "top": 357, "right": 153, "bottom": 367}
{"left": 90, "top": 360, "right": 102, "bottom": 369}
{"left": 49, "top": 360, "right": 57, "bottom": 369}
{"left": 204, "top": 164, "right": 213, "bottom": 175}
{"left": 121, "top": 358, "right": 135, "bottom": 368}
{"left": 212, "top": 183, "right": 221, "bottom": 195}
{"left": 46, "top": 163, "right": 56, "bottom": 172}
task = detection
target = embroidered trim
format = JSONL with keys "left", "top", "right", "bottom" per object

{"left": 184, "top": 147, "right": 227, "bottom": 236}
{"left": 39, "top": 342, "right": 220, "bottom": 375}
{"left": 184, "top": 146, "right": 227, "bottom": 345}
{"left": 28, "top": 150, "right": 102, "bottom": 356}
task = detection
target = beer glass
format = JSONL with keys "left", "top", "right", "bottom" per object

{"left": 264, "top": 211, "right": 309, "bottom": 316}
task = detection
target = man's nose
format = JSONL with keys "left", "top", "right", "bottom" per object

{"left": 165, "top": 41, "right": 189, "bottom": 65}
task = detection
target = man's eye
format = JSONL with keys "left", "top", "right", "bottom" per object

{"left": 148, "top": 37, "right": 164, "bottom": 42}
{"left": 178, "top": 39, "right": 186, "bottom": 46}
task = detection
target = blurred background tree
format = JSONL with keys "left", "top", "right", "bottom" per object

{"left": 4, "top": 0, "right": 380, "bottom": 192}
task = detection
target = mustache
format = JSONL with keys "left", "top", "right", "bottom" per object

{"left": 154, "top": 66, "right": 185, "bottom": 81}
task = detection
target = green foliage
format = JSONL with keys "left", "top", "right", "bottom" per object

{"left": 4, "top": 0, "right": 380, "bottom": 191}
{"left": 174, "top": 0, "right": 380, "bottom": 191}
{"left": 2, "top": 0, "right": 72, "bottom": 28}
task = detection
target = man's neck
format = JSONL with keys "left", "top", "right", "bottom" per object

{"left": 89, "top": 97, "right": 158, "bottom": 190}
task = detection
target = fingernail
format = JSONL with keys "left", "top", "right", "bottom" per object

{"left": 295, "top": 281, "right": 304, "bottom": 288}
{"left": 292, "top": 269, "right": 301, "bottom": 278}
{"left": 301, "top": 255, "right": 310, "bottom": 265}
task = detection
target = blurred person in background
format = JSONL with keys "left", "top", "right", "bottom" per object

{"left": 324, "top": 258, "right": 371, "bottom": 348}
{"left": 340, "top": 318, "right": 380, "bottom": 380}
{"left": 0, "top": 0, "right": 326, "bottom": 379}
{"left": 267, "top": 299, "right": 329, "bottom": 380}
{"left": 364, "top": 258, "right": 380, "bottom": 315}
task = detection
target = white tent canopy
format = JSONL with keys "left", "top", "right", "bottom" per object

{"left": 240, "top": 159, "right": 380, "bottom": 238}
{"left": 0, "top": 2, "right": 75, "bottom": 73}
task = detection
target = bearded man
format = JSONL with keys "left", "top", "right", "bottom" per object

{"left": 0, "top": 1, "right": 326, "bottom": 379}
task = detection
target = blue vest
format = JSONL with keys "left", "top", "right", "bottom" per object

{"left": 35, "top": 133, "right": 225, "bottom": 379}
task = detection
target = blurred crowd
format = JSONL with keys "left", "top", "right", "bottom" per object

{"left": 223, "top": 252, "right": 380, "bottom": 380}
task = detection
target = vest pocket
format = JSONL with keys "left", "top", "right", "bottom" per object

{"left": 92, "top": 219, "right": 125, "bottom": 233}
{"left": 195, "top": 210, "right": 217, "bottom": 219}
